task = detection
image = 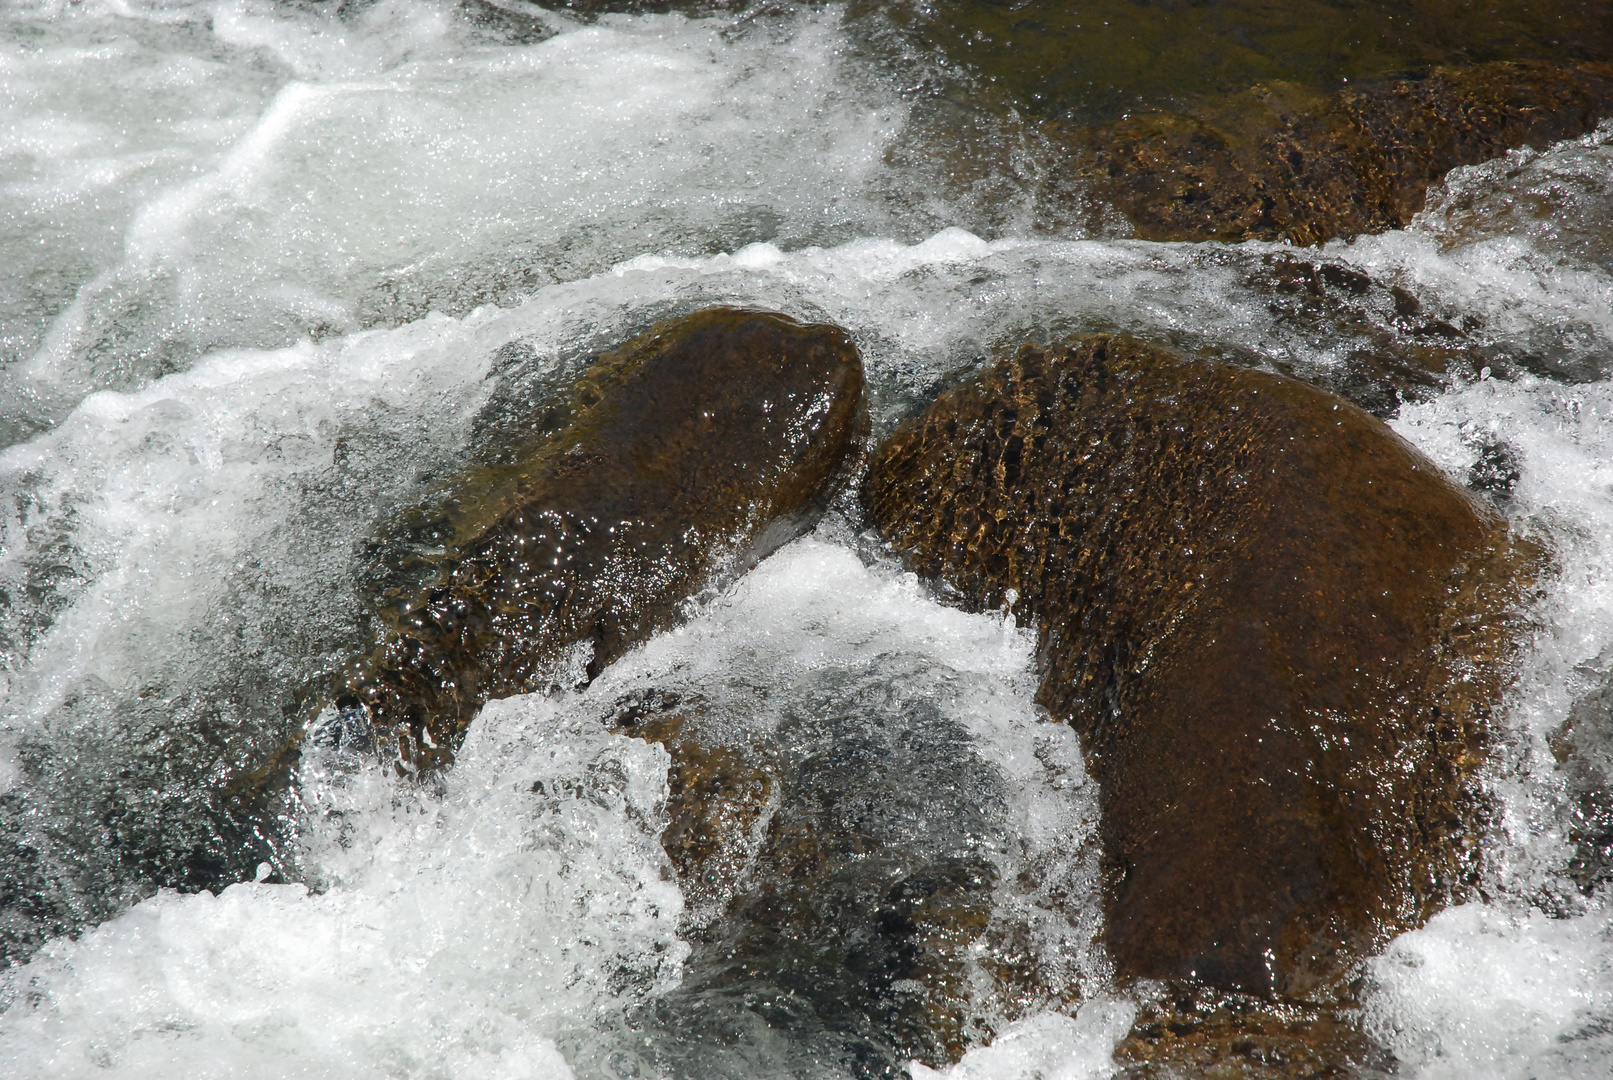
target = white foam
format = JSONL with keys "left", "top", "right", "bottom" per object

{"left": 592, "top": 535, "right": 1111, "bottom": 1008}
{"left": 0, "top": 308, "right": 504, "bottom": 737}
{"left": 1380, "top": 361, "right": 1613, "bottom": 1080}
{"left": 4, "top": 219, "right": 1613, "bottom": 1073}
{"left": 9, "top": 0, "right": 1611, "bottom": 440}
{"left": 1392, "top": 377, "right": 1613, "bottom": 895}
{"left": 0, "top": 0, "right": 912, "bottom": 432}
{"left": 1337, "top": 121, "right": 1613, "bottom": 379}
{"left": 1362, "top": 901, "right": 1613, "bottom": 1080}
{"left": 0, "top": 535, "right": 1112, "bottom": 1076}
{"left": 0, "top": 701, "right": 680, "bottom": 1079}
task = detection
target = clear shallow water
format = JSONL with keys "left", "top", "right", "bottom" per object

{"left": 0, "top": 2, "right": 1611, "bottom": 1077}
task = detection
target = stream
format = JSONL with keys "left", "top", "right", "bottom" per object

{"left": 1, "top": 2, "right": 1612, "bottom": 1077}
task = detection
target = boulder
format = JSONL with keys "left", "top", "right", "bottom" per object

{"left": 1066, "top": 61, "right": 1613, "bottom": 245}
{"left": 866, "top": 334, "right": 1530, "bottom": 997}
{"left": 340, "top": 308, "right": 865, "bottom": 769}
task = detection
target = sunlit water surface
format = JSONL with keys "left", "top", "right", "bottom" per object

{"left": 1, "top": 2, "right": 1612, "bottom": 1077}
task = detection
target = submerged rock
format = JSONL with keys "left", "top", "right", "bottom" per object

{"left": 340, "top": 308, "right": 865, "bottom": 769}
{"left": 852, "top": 0, "right": 1613, "bottom": 129}
{"left": 866, "top": 334, "right": 1530, "bottom": 998}
{"left": 604, "top": 689, "right": 776, "bottom": 928}
{"left": 1230, "top": 252, "right": 1495, "bottom": 417}
{"left": 1552, "top": 678, "right": 1613, "bottom": 897}
{"left": 1066, "top": 61, "right": 1613, "bottom": 245}
{"left": 604, "top": 674, "right": 1015, "bottom": 1076}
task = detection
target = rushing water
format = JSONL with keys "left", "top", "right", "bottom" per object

{"left": 1, "top": 2, "right": 1612, "bottom": 1077}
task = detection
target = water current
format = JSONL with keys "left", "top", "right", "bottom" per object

{"left": 1, "top": 2, "right": 1612, "bottom": 1077}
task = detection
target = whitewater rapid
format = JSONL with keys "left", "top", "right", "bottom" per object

{"left": 2, "top": 2, "right": 1613, "bottom": 1077}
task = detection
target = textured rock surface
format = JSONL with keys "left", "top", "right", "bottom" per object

{"left": 866, "top": 334, "right": 1529, "bottom": 997}
{"left": 341, "top": 308, "right": 864, "bottom": 769}
{"left": 1067, "top": 61, "right": 1613, "bottom": 245}
{"left": 1114, "top": 985, "right": 1393, "bottom": 1080}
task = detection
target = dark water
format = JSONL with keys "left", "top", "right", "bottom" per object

{"left": 855, "top": 0, "right": 1613, "bottom": 122}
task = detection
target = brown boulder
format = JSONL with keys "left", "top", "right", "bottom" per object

{"left": 339, "top": 308, "right": 865, "bottom": 769}
{"left": 865, "top": 335, "right": 1530, "bottom": 997}
{"left": 1067, "top": 61, "right": 1613, "bottom": 245}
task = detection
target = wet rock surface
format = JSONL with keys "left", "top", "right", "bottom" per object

{"left": 507, "top": 4, "right": 1613, "bottom": 249}
{"left": 340, "top": 308, "right": 865, "bottom": 769}
{"left": 1227, "top": 252, "right": 1488, "bottom": 417}
{"left": 597, "top": 671, "right": 1029, "bottom": 1077}
{"left": 866, "top": 334, "right": 1529, "bottom": 1001}
{"left": 1225, "top": 251, "right": 1599, "bottom": 417}
{"left": 1553, "top": 678, "right": 1613, "bottom": 897}
{"left": 1115, "top": 985, "right": 1394, "bottom": 1080}
{"left": 1065, "top": 61, "right": 1613, "bottom": 245}
{"left": 1242, "top": 254, "right": 1471, "bottom": 415}
{"left": 604, "top": 689, "right": 776, "bottom": 928}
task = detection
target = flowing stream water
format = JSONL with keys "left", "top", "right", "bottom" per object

{"left": 1, "top": 2, "right": 1612, "bottom": 1077}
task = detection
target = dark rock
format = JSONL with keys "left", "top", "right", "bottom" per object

{"left": 1466, "top": 436, "right": 1524, "bottom": 506}
{"left": 343, "top": 308, "right": 865, "bottom": 770}
{"left": 602, "top": 672, "right": 1015, "bottom": 1074}
{"left": 865, "top": 334, "right": 1531, "bottom": 998}
{"left": 1552, "top": 679, "right": 1613, "bottom": 896}
{"left": 457, "top": 0, "right": 555, "bottom": 45}
{"left": 1065, "top": 62, "right": 1613, "bottom": 245}
{"left": 606, "top": 689, "right": 775, "bottom": 926}
{"left": 1235, "top": 253, "right": 1589, "bottom": 415}
{"left": 1242, "top": 252, "right": 1484, "bottom": 416}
